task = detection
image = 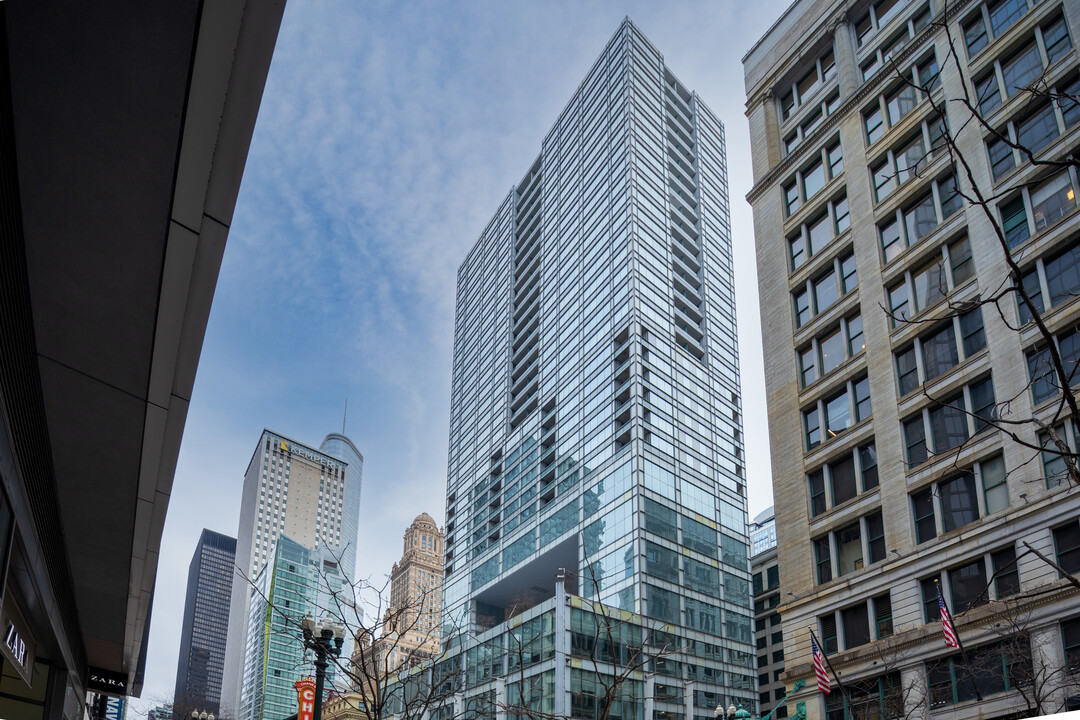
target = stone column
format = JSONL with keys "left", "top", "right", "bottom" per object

{"left": 832, "top": 13, "right": 860, "bottom": 99}
{"left": 759, "top": 89, "right": 782, "bottom": 172}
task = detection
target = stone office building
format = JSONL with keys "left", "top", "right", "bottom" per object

{"left": 744, "top": 0, "right": 1080, "bottom": 716}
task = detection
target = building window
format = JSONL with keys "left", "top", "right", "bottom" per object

{"left": 921, "top": 545, "right": 1017, "bottom": 620}
{"left": 807, "top": 442, "right": 879, "bottom": 517}
{"left": 926, "top": 639, "right": 1031, "bottom": 707}
{"left": 780, "top": 47, "right": 837, "bottom": 121}
{"left": 881, "top": 175, "right": 963, "bottom": 266}
{"left": 802, "top": 375, "right": 871, "bottom": 450}
{"left": 1039, "top": 422, "right": 1078, "bottom": 488}
{"left": 871, "top": 113, "right": 946, "bottom": 202}
{"left": 812, "top": 510, "right": 885, "bottom": 584}
{"left": 856, "top": 0, "right": 912, "bottom": 47}
{"left": 782, "top": 138, "right": 844, "bottom": 216}
{"left": 1026, "top": 326, "right": 1080, "bottom": 405}
{"left": 895, "top": 307, "right": 985, "bottom": 395}
{"left": 788, "top": 194, "right": 850, "bottom": 270}
{"left": 1053, "top": 519, "right": 1080, "bottom": 576}
{"left": 798, "top": 313, "right": 863, "bottom": 388}
{"left": 784, "top": 90, "right": 843, "bottom": 156}
{"left": 973, "top": 14, "right": 1072, "bottom": 114}
{"left": 863, "top": 50, "right": 940, "bottom": 145}
{"left": 825, "top": 672, "right": 902, "bottom": 720}
{"left": 1062, "top": 616, "right": 1080, "bottom": 673}
{"left": 1000, "top": 170, "right": 1078, "bottom": 249}
{"left": 860, "top": 4, "right": 931, "bottom": 80}
{"left": 819, "top": 593, "right": 893, "bottom": 655}
{"left": 1018, "top": 234, "right": 1080, "bottom": 323}
{"left": 793, "top": 252, "right": 858, "bottom": 328}
{"left": 901, "top": 376, "right": 996, "bottom": 467}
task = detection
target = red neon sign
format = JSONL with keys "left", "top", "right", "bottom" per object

{"left": 295, "top": 678, "right": 316, "bottom": 720}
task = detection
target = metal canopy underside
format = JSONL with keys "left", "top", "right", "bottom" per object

{"left": 3, "top": 0, "right": 285, "bottom": 694}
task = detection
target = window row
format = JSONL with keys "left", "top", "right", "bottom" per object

{"left": 1026, "top": 324, "right": 1080, "bottom": 404}
{"left": 1000, "top": 168, "right": 1079, "bottom": 248}
{"left": 873, "top": 113, "right": 948, "bottom": 204}
{"left": 804, "top": 375, "right": 872, "bottom": 451}
{"left": 881, "top": 173, "right": 962, "bottom": 263}
{"left": 799, "top": 313, "right": 864, "bottom": 388}
{"left": 813, "top": 509, "right": 885, "bottom": 584}
{"left": 864, "top": 52, "right": 941, "bottom": 145}
{"left": 784, "top": 90, "right": 842, "bottom": 156}
{"left": 988, "top": 76, "right": 1080, "bottom": 181}
{"left": 895, "top": 307, "right": 986, "bottom": 396}
{"left": 911, "top": 454, "right": 1008, "bottom": 544}
{"left": 784, "top": 139, "right": 844, "bottom": 216}
{"left": 789, "top": 193, "right": 851, "bottom": 270}
{"left": 964, "top": 0, "right": 1048, "bottom": 56}
{"left": 781, "top": 46, "right": 837, "bottom": 121}
{"left": 860, "top": 4, "right": 932, "bottom": 81}
{"left": 921, "top": 545, "right": 1019, "bottom": 620}
{"left": 794, "top": 252, "right": 858, "bottom": 328}
{"left": 1019, "top": 233, "right": 1080, "bottom": 323}
{"left": 902, "top": 375, "right": 996, "bottom": 466}
{"left": 856, "top": 0, "right": 910, "bottom": 48}
{"left": 886, "top": 234, "right": 974, "bottom": 327}
{"left": 819, "top": 594, "right": 893, "bottom": 655}
{"left": 808, "top": 442, "right": 878, "bottom": 516}
{"left": 975, "top": 14, "right": 1072, "bottom": 116}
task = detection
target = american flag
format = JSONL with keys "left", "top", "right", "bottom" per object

{"left": 811, "top": 635, "right": 831, "bottom": 695}
{"left": 938, "top": 585, "right": 960, "bottom": 649}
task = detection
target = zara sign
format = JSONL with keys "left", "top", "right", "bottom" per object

{"left": 0, "top": 596, "right": 35, "bottom": 687}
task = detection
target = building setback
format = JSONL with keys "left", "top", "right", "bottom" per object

{"left": 222, "top": 431, "right": 362, "bottom": 718}
{"left": 744, "top": 0, "right": 1080, "bottom": 717}
{"left": 175, "top": 529, "right": 237, "bottom": 715}
{"left": 428, "top": 18, "right": 755, "bottom": 718}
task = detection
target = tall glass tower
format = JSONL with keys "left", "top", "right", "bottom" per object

{"left": 441, "top": 19, "right": 755, "bottom": 717}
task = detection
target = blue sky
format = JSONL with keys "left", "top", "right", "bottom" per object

{"left": 141, "top": 0, "right": 790, "bottom": 705}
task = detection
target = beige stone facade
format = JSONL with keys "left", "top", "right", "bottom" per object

{"left": 353, "top": 513, "right": 444, "bottom": 681}
{"left": 744, "top": 0, "right": 1080, "bottom": 717}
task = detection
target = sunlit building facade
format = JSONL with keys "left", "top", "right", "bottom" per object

{"left": 435, "top": 18, "right": 756, "bottom": 718}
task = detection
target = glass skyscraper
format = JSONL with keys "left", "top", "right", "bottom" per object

{"left": 439, "top": 19, "right": 755, "bottom": 717}
{"left": 174, "top": 529, "right": 237, "bottom": 714}
{"left": 238, "top": 534, "right": 344, "bottom": 720}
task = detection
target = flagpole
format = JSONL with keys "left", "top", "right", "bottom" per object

{"left": 808, "top": 627, "right": 853, "bottom": 707}
{"left": 936, "top": 580, "right": 982, "bottom": 702}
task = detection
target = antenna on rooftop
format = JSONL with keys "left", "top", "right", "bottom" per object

{"left": 342, "top": 398, "right": 348, "bottom": 435}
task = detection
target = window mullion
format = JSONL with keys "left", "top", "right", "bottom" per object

{"left": 914, "top": 337, "right": 927, "bottom": 384}
{"left": 931, "top": 479, "right": 944, "bottom": 536}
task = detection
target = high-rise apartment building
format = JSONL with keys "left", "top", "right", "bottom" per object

{"left": 357, "top": 513, "right": 444, "bottom": 677}
{"left": 744, "top": 0, "right": 1080, "bottom": 717}
{"left": 238, "top": 535, "right": 344, "bottom": 720}
{"left": 433, "top": 19, "right": 755, "bottom": 717}
{"left": 175, "top": 529, "right": 237, "bottom": 715}
{"left": 222, "top": 430, "right": 363, "bottom": 717}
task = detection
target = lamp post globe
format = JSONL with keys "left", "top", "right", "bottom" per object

{"left": 302, "top": 615, "right": 346, "bottom": 720}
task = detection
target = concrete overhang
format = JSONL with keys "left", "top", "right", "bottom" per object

{"left": 4, "top": 0, "right": 285, "bottom": 695}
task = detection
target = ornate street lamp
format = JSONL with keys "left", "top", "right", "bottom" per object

{"left": 301, "top": 613, "right": 345, "bottom": 720}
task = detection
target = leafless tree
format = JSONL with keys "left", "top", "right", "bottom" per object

{"left": 873, "top": 0, "right": 1080, "bottom": 487}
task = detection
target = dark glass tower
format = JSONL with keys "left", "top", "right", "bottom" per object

{"left": 175, "top": 529, "right": 237, "bottom": 714}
